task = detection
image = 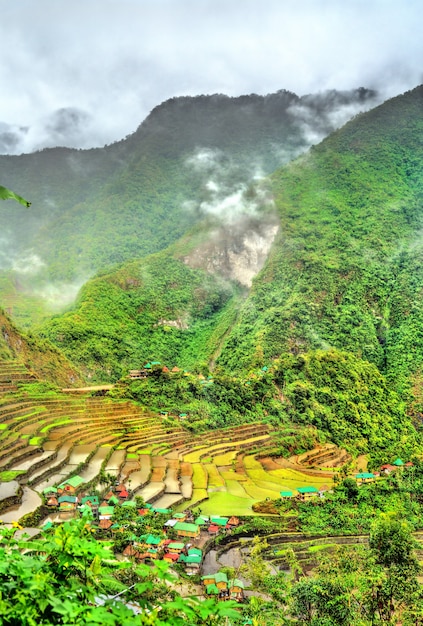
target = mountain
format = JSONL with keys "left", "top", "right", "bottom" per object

{"left": 35, "top": 85, "right": 423, "bottom": 461}
{"left": 0, "top": 88, "right": 377, "bottom": 326}
{"left": 218, "top": 86, "right": 423, "bottom": 390}
{"left": 0, "top": 308, "right": 82, "bottom": 387}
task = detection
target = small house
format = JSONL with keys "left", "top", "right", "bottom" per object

{"left": 98, "top": 505, "right": 114, "bottom": 518}
{"left": 58, "top": 495, "right": 77, "bottom": 512}
{"left": 99, "top": 519, "right": 113, "bottom": 530}
{"left": 202, "top": 574, "right": 217, "bottom": 586}
{"left": 58, "top": 475, "right": 84, "bottom": 495}
{"left": 81, "top": 495, "right": 99, "bottom": 510}
{"left": 229, "top": 578, "right": 245, "bottom": 602}
{"left": 206, "top": 583, "right": 219, "bottom": 597}
{"left": 167, "top": 542, "right": 185, "bottom": 554}
{"left": 297, "top": 486, "right": 319, "bottom": 500}
{"left": 174, "top": 521, "right": 200, "bottom": 539}
{"left": 355, "top": 472, "right": 376, "bottom": 483}
{"left": 214, "top": 572, "right": 229, "bottom": 591}
{"left": 210, "top": 516, "right": 229, "bottom": 527}
{"left": 280, "top": 490, "right": 293, "bottom": 499}
{"left": 163, "top": 552, "right": 180, "bottom": 563}
{"left": 207, "top": 523, "right": 219, "bottom": 535}
{"left": 380, "top": 464, "right": 396, "bottom": 475}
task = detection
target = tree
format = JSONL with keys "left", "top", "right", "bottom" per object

{"left": 0, "top": 515, "right": 239, "bottom": 625}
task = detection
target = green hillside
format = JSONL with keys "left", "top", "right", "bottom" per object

{"left": 0, "top": 88, "right": 376, "bottom": 326}
{"left": 218, "top": 86, "right": 423, "bottom": 391}
{"left": 0, "top": 309, "right": 82, "bottom": 387}
{"left": 37, "top": 251, "right": 241, "bottom": 381}
{"left": 35, "top": 86, "right": 423, "bottom": 460}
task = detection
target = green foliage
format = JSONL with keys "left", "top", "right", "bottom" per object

{"left": 296, "top": 462, "right": 423, "bottom": 535}
{"left": 218, "top": 86, "right": 423, "bottom": 396}
{"left": 38, "top": 254, "right": 237, "bottom": 381}
{"left": 272, "top": 349, "right": 417, "bottom": 461}
{"left": 0, "top": 184, "right": 30, "bottom": 207}
{"left": 0, "top": 515, "right": 239, "bottom": 625}
{"left": 289, "top": 513, "right": 422, "bottom": 625}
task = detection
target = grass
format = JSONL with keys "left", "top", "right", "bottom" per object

{"left": 29, "top": 437, "right": 44, "bottom": 446}
{"left": 175, "top": 488, "right": 208, "bottom": 511}
{"left": 220, "top": 470, "right": 248, "bottom": 481}
{"left": 213, "top": 450, "right": 237, "bottom": 465}
{"left": 40, "top": 419, "right": 72, "bottom": 433}
{"left": 199, "top": 491, "right": 259, "bottom": 516}
{"left": 0, "top": 470, "right": 26, "bottom": 482}
{"left": 205, "top": 463, "right": 225, "bottom": 487}
{"left": 192, "top": 463, "right": 208, "bottom": 489}
{"left": 226, "top": 479, "right": 251, "bottom": 498}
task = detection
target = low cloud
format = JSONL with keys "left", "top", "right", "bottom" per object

{"left": 185, "top": 148, "right": 273, "bottom": 222}
{"left": 0, "top": 1, "right": 421, "bottom": 155}
{"left": 11, "top": 252, "right": 46, "bottom": 276}
{"left": 0, "top": 240, "right": 86, "bottom": 312}
{"left": 34, "top": 279, "right": 86, "bottom": 312}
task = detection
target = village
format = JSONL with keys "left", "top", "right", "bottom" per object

{"left": 43, "top": 474, "right": 246, "bottom": 602}
{"left": 39, "top": 454, "right": 413, "bottom": 605}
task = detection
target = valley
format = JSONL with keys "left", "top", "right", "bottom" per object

{"left": 0, "top": 358, "right": 339, "bottom": 523}
{"left": 1, "top": 84, "right": 423, "bottom": 623}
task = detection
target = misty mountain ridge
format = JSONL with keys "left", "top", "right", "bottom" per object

{"left": 1, "top": 84, "right": 423, "bottom": 464}
{"left": 34, "top": 86, "right": 423, "bottom": 394}
{"left": 0, "top": 86, "right": 378, "bottom": 326}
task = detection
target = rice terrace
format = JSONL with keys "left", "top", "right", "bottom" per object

{"left": 0, "top": 358, "right": 350, "bottom": 524}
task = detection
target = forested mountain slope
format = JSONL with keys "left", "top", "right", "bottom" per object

{"left": 0, "top": 309, "right": 82, "bottom": 386}
{"left": 0, "top": 88, "right": 376, "bottom": 325}
{"left": 11, "top": 86, "right": 423, "bottom": 459}
{"left": 217, "top": 86, "right": 423, "bottom": 392}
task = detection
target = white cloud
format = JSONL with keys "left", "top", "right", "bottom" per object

{"left": 0, "top": 0, "right": 421, "bottom": 154}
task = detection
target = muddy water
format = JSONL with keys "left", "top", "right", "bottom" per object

{"left": 30, "top": 442, "right": 73, "bottom": 481}
{"left": 9, "top": 450, "right": 56, "bottom": 471}
{"left": 35, "top": 466, "right": 79, "bottom": 492}
{"left": 180, "top": 475, "right": 192, "bottom": 499}
{"left": 153, "top": 493, "right": 183, "bottom": 509}
{"left": 130, "top": 456, "right": 151, "bottom": 491}
{"left": 68, "top": 445, "right": 96, "bottom": 465}
{"left": 0, "top": 486, "right": 42, "bottom": 523}
{"left": 104, "top": 449, "right": 126, "bottom": 474}
{"left": 79, "top": 447, "right": 109, "bottom": 481}
{"left": 137, "top": 481, "right": 164, "bottom": 502}
{"left": 164, "top": 466, "right": 180, "bottom": 493}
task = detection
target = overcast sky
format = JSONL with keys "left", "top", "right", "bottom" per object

{"left": 0, "top": 0, "right": 421, "bottom": 154}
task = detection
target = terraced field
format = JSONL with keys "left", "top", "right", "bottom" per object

{"left": 0, "top": 359, "right": 340, "bottom": 523}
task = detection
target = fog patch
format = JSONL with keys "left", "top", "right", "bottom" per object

{"left": 34, "top": 279, "right": 86, "bottom": 311}
{"left": 288, "top": 88, "right": 379, "bottom": 148}
{"left": 11, "top": 252, "right": 46, "bottom": 275}
{"left": 0, "top": 242, "right": 87, "bottom": 312}
{"left": 185, "top": 148, "right": 273, "bottom": 223}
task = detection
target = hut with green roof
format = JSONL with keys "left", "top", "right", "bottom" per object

{"left": 393, "top": 458, "right": 404, "bottom": 466}
{"left": 174, "top": 521, "right": 200, "bottom": 538}
{"left": 297, "top": 486, "right": 319, "bottom": 499}
{"left": 280, "top": 490, "right": 293, "bottom": 499}
{"left": 355, "top": 472, "right": 376, "bottom": 483}
{"left": 58, "top": 475, "right": 84, "bottom": 494}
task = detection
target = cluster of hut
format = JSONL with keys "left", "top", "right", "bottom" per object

{"left": 42, "top": 475, "right": 242, "bottom": 590}
{"left": 279, "top": 458, "right": 414, "bottom": 502}
{"left": 201, "top": 571, "right": 245, "bottom": 602}
{"left": 355, "top": 458, "right": 413, "bottom": 483}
